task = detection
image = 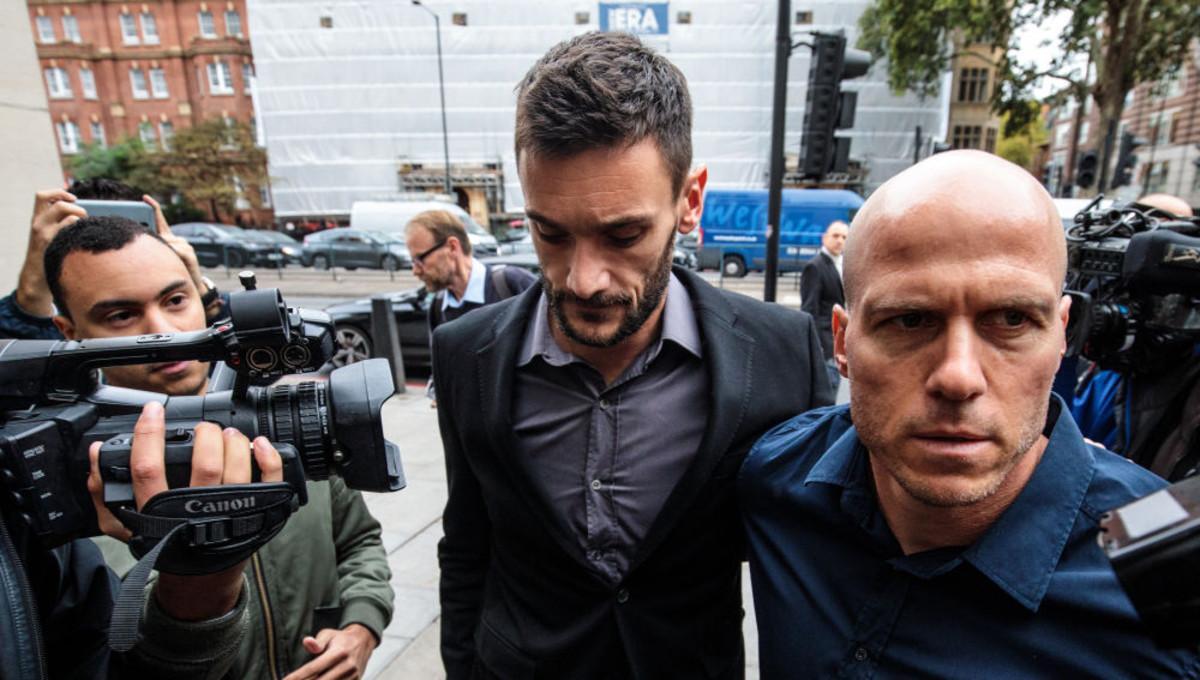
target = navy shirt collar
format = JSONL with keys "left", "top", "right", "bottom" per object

{"left": 804, "top": 394, "right": 1094, "bottom": 612}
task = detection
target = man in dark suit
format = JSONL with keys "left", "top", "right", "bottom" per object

{"left": 432, "top": 31, "right": 832, "bottom": 679}
{"left": 801, "top": 220, "right": 848, "bottom": 389}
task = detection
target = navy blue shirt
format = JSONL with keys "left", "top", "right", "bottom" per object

{"left": 739, "top": 397, "right": 1200, "bottom": 679}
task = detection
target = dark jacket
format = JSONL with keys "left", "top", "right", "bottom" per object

{"left": 0, "top": 508, "right": 248, "bottom": 680}
{"left": 0, "top": 291, "right": 60, "bottom": 340}
{"left": 429, "top": 263, "right": 538, "bottom": 334}
{"left": 432, "top": 266, "right": 832, "bottom": 679}
{"left": 800, "top": 252, "right": 843, "bottom": 360}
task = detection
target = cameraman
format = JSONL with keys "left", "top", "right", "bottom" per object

{"left": 0, "top": 180, "right": 221, "bottom": 340}
{"left": 42, "top": 214, "right": 394, "bottom": 678}
{"left": 1072, "top": 193, "right": 1200, "bottom": 479}
{"left": 1, "top": 399, "right": 285, "bottom": 678}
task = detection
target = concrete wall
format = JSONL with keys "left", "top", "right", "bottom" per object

{"left": 1, "top": 1, "right": 67, "bottom": 292}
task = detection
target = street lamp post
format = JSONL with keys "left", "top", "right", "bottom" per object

{"left": 412, "top": 0, "right": 452, "bottom": 196}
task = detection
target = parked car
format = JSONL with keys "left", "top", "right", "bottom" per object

{"left": 349, "top": 200, "right": 499, "bottom": 257}
{"left": 694, "top": 189, "right": 864, "bottom": 277}
{"left": 247, "top": 230, "right": 305, "bottom": 265}
{"left": 171, "top": 222, "right": 283, "bottom": 268}
{"left": 301, "top": 228, "right": 412, "bottom": 270}
{"left": 324, "top": 253, "right": 540, "bottom": 371}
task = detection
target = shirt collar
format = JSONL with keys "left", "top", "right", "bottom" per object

{"left": 821, "top": 247, "right": 842, "bottom": 265}
{"left": 805, "top": 394, "right": 1093, "bottom": 612}
{"left": 442, "top": 257, "right": 487, "bottom": 310}
{"left": 517, "top": 273, "right": 703, "bottom": 368}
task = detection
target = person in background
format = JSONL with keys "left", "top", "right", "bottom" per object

{"left": 801, "top": 220, "right": 849, "bottom": 390}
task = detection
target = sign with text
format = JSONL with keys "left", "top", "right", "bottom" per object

{"left": 599, "top": 2, "right": 669, "bottom": 35}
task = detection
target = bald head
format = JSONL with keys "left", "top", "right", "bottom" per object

{"left": 843, "top": 150, "right": 1064, "bottom": 308}
{"left": 1138, "top": 193, "right": 1194, "bottom": 218}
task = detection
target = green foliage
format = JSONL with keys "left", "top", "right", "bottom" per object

{"left": 67, "top": 119, "right": 267, "bottom": 222}
{"left": 858, "top": 0, "right": 1200, "bottom": 170}
{"left": 147, "top": 119, "right": 268, "bottom": 222}
{"left": 68, "top": 138, "right": 166, "bottom": 196}
{"left": 996, "top": 102, "right": 1048, "bottom": 171}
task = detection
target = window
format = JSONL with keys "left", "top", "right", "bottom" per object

{"left": 35, "top": 16, "right": 55, "bottom": 43}
{"left": 159, "top": 121, "right": 174, "bottom": 150}
{"left": 957, "top": 68, "right": 989, "bottom": 103}
{"left": 198, "top": 10, "right": 216, "bottom": 38}
{"left": 1152, "top": 111, "right": 1173, "bottom": 146}
{"left": 1054, "top": 124, "right": 1071, "bottom": 149}
{"left": 90, "top": 120, "right": 106, "bottom": 149}
{"left": 120, "top": 13, "right": 139, "bottom": 44}
{"left": 80, "top": 67, "right": 97, "bottom": 99}
{"left": 207, "top": 61, "right": 234, "bottom": 94}
{"left": 1145, "top": 161, "right": 1170, "bottom": 193}
{"left": 129, "top": 68, "right": 149, "bottom": 99}
{"left": 985, "top": 127, "right": 997, "bottom": 154}
{"left": 1169, "top": 117, "right": 1182, "bottom": 145}
{"left": 795, "top": 10, "right": 814, "bottom": 24}
{"left": 451, "top": 12, "right": 467, "bottom": 26}
{"left": 139, "top": 121, "right": 157, "bottom": 147}
{"left": 1078, "top": 121, "right": 1090, "bottom": 145}
{"left": 319, "top": 15, "right": 333, "bottom": 28}
{"left": 224, "top": 10, "right": 243, "bottom": 37}
{"left": 140, "top": 13, "right": 159, "bottom": 45}
{"left": 61, "top": 15, "right": 81, "bottom": 43}
{"left": 574, "top": 11, "right": 589, "bottom": 24}
{"left": 149, "top": 67, "right": 169, "bottom": 98}
{"left": 242, "top": 62, "right": 254, "bottom": 94}
{"left": 259, "top": 186, "right": 272, "bottom": 207}
{"left": 676, "top": 11, "right": 692, "bottom": 24}
{"left": 56, "top": 120, "right": 81, "bottom": 154}
{"left": 44, "top": 68, "right": 72, "bottom": 99}
{"left": 951, "top": 125, "right": 983, "bottom": 150}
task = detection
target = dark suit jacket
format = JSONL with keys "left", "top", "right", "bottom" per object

{"left": 432, "top": 267, "right": 832, "bottom": 680}
{"left": 800, "top": 251, "right": 844, "bottom": 360}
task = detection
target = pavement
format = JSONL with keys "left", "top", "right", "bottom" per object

{"left": 356, "top": 384, "right": 766, "bottom": 680}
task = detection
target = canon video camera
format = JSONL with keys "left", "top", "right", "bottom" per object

{"left": 0, "top": 284, "right": 404, "bottom": 574}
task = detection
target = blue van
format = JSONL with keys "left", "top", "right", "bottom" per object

{"left": 695, "top": 189, "right": 863, "bottom": 277}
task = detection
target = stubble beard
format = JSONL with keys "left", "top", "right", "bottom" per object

{"left": 851, "top": 396, "right": 1048, "bottom": 508}
{"left": 544, "top": 233, "right": 675, "bottom": 349}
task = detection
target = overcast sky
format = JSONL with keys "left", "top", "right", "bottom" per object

{"left": 1011, "top": 10, "right": 1088, "bottom": 98}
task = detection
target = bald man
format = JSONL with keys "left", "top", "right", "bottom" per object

{"left": 738, "top": 151, "right": 1199, "bottom": 677}
{"left": 1138, "top": 192, "right": 1194, "bottom": 218}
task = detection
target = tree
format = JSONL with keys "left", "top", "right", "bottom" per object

{"left": 996, "top": 101, "right": 1049, "bottom": 173}
{"left": 858, "top": 0, "right": 1200, "bottom": 187}
{"left": 69, "top": 137, "right": 168, "bottom": 196}
{"left": 149, "top": 119, "right": 268, "bottom": 223}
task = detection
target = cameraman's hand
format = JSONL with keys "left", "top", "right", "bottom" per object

{"left": 143, "top": 194, "right": 208, "bottom": 298}
{"left": 284, "top": 623, "right": 378, "bottom": 680}
{"left": 17, "top": 189, "right": 86, "bottom": 317}
{"left": 87, "top": 401, "right": 284, "bottom": 620}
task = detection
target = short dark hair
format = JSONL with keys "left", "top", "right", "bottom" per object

{"left": 406, "top": 210, "right": 471, "bottom": 256}
{"left": 68, "top": 178, "right": 144, "bottom": 201}
{"left": 44, "top": 215, "right": 170, "bottom": 318}
{"left": 514, "top": 31, "right": 693, "bottom": 196}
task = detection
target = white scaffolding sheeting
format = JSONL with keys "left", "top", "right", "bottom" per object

{"left": 248, "top": 0, "right": 946, "bottom": 217}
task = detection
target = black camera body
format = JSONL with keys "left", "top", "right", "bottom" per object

{"left": 1065, "top": 200, "right": 1200, "bottom": 372}
{"left": 0, "top": 287, "right": 404, "bottom": 556}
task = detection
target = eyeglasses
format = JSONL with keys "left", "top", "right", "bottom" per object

{"left": 412, "top": 239, "right": 447, "bottom": 266}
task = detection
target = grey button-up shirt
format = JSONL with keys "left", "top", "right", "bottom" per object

{"left": 514, "top": 274, "right": 709, "bottom": 586}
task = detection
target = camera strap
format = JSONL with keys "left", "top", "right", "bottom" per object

{"left": 107, "top": 482, "right": 298, "bottom": 653}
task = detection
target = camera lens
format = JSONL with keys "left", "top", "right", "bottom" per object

{"left": 255, "top": 381, "right": 333, "bottom": 480}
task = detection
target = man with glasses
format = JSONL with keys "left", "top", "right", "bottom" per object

{"left": 405, "top": 210, "right": 536, "bottom": 396}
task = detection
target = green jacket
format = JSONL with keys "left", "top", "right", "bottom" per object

{"left": 96, "top": 477, "right": 393, "bottom": 680}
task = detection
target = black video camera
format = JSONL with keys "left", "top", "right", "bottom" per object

{"left": 0, "top": 286, "right": 404, "bottom": 574}
{"left": 1064, "top": 197, "right": 1200, "bottom": 374}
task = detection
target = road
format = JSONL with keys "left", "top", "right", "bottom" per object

{"left": 200, "top": 264, "right": 807, "bottom": 309}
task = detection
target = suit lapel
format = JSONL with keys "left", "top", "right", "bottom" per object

{"left": 474, "top": 288, "right": 595, "bottom": 571}
{"left": 628, "top": 269, "right": 755, "bottom": 573}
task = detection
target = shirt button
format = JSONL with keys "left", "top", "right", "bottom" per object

{"left": 590, "top": 479, "right": 602, "bottom": 491}
{"left": 616, "top": 588, "right": 630, "bottom": 604}
{"left": 598, "top": 398, "right": 610, "bottom": 410}
{"left": 853, "top": 647, "right": 869, "bottom": 662}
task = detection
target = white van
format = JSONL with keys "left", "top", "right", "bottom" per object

{"left": 349, "top": 201, "right": 498, "bottom": 256}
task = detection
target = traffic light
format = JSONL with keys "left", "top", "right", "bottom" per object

{"left": 799, "top": 33, "right": 871, "bottom": 179}
{"left": 1074, "top": 150, "right": 1098, "bottom": 189}
{"left": 1111, "top": 131, "right": 1146, "bottom": 188}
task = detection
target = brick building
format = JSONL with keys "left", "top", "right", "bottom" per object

{"left": 27, "top": 0, "right": 272, "bottom": 224}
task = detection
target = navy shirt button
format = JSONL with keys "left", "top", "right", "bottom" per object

{"left": 853, "top": 646, "right": 869, "bottom": 662}
{"left": 616, "top": 588, "right": 630, "bottom": 604}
